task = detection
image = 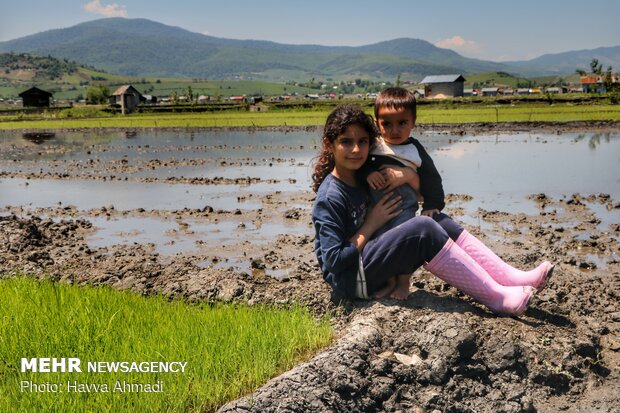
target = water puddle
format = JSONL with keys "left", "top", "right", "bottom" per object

{"left": 196, "top": 258, "right": 292, "bottom": 281}
{"left": 585, "top": 202, "right": 620, "bottom": 232}
{"left": 84, "top": 215, "right": 310, "bottom": 256}
{"left": 0, "top": 178, "right": 268, "bottom": 211}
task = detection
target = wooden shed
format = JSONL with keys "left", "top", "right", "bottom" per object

{"left": 420, "top": 74, "right": 466, "bottom": 98}
{"left": 109, "top": 85, "right": 145, "bottom": 114}
{"left": 481, "top": 87, "right": 499, "bottom": 96}
{"left": 19, "top": 87, "right": 53, "bottom": 107}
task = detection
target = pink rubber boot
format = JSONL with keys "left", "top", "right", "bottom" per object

{"left": 456, "top": 230, "right": 554, "bottom": 290}
{"left": 424, "top": 239, "right": 535, "bottom": 315}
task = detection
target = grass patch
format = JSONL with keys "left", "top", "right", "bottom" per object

{"left": 0, "top": 110, "right": 333, "bottom": 129}
{"left": 0, "top": 277, "right": 332, "bottom": 412}
{"left": 1, "top": 101, "right": 620, "bottom": 130}
{"left": 417, "top": 103, "right": 620, "bottom": 123}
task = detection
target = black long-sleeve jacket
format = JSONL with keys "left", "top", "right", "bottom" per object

{"left": 358, "top": 137, "right": 445, "bottom": 213}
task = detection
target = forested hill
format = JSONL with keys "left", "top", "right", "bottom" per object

{"left": 2, "top": 18, "right": 618, "bottom": 80}
{"left": 0, "top": 18, "right": 509, "bottom": 81}
{"left": 0, "top": 53, "right": 84, "bottom": 79}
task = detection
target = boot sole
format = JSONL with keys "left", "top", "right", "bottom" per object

{"left": 513, "top": 287, "right": 536, "bottom": 316}
{"left": 535, "top": 263, "right": 555, "bottom": 292}
{"left": 495, "top": 286, "right": 536, "bottom": 317}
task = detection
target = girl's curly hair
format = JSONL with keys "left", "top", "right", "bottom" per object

{"left": 311, "top": 104, "right": 378, "bottom": 193}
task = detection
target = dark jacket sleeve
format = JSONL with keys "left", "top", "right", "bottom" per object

{"left": 357, "top": 158, "right": 378, "bottom": 184}
{"left": 412, "top": 138, "right": 445, "bottom": 211}
{"left": 313, "top": 194, "right": 360, "bottom": 297}
{"left": 358, "top": 154, "right": 405, "bottom": 185}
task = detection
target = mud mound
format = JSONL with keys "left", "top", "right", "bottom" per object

{"left": 219, "top": 302, "right": 617, "bottom": 413}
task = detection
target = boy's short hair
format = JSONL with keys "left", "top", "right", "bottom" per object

{"left": 374, "top": 87, "right": 417, "bottom": 121}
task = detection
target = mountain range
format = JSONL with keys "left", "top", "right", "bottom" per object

{"left": 1, "top": 18, "right": 618, "bottom": 81}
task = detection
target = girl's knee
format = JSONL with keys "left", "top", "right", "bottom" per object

{"left": 414, "top": 215, "right": 441, "bottom": 231}
{"left": 406, "top": 216, "right": 449, "bottom": 243}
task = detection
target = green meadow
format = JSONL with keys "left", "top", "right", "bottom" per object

{"left": 417, "top": 103, "right": 620, "bottom": 123}
{"left": 1, "top": 101, "right": 619, "bottom": 130}
{"left": 0, "top": 277, "right": 332, "bottom": 412}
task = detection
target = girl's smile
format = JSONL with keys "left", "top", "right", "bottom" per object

{"left": 329, "top": 124, "right": 370, "bottom": 185}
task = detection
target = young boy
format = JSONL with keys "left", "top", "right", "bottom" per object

{"left": 358, "top": 87, "right": 446, "bottom": 300}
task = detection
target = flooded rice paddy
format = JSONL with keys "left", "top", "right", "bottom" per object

{"left": 1, "top": 129, "right": 619, "bottom": 267}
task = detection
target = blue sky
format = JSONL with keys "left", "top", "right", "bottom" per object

{"left": 1, "top": 0, "right": 619, "bottom": 61}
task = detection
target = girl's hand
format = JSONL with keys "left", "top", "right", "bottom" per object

{"left": 349, "top": 192, "right": 402, "bottom": 251}
{"left": 379, "top": 165, "right": 419, "bottom": 192}
{"left": 367, "top": 171, "right": 387, "bottom": 190}
{"left": 366, "top": 192, "right": 402, "bottom": 230}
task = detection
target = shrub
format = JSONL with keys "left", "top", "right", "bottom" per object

{"left": 86, "top": 84, "right": 110, "bottom": 104}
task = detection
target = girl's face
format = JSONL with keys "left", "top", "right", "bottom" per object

{"left": 329, "top": 123, "right": 370, "bottom": 173}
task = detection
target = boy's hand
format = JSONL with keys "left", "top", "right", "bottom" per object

{"left": 379, "top": 165, "right": 419, "bottom": 192}
{"left": 421, "top": 209, "right": 440, "bottom": 217}
{"left": 367, "top": 171, "right": 387, "bottom": 190}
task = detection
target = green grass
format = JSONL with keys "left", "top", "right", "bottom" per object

{"left": 0, "top": 75, "right": 320, "bottom": 100}
{"left": 0, "top": 109, "right": 334, "bottom": 129}
{"left": 1, "top": 102, "right": 619, "bottom": 130}
{"left": 0, "top": 277, "right": 332, "bottom": 412}
{"left": 417, "top": 103, "right": 620, "bottom": 123}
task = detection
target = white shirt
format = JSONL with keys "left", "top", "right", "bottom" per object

{"left": 370, "top": 136, "right": 422, "bottom": 170}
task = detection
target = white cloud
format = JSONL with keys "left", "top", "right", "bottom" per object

{"left": 495, "top": 54, "right": 516, "bottom": 62}
{"left": 83, "top": 0, "right": 127, "bottom": 17}
{"left": 435, "top": 35, "right": 481, "bottom": 56}
{"left": 201, "top": 31, "right": 210, "bottom": 36}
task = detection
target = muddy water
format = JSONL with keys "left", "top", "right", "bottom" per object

{"left": 1, "top": 130, "right": 619, "bottom": 258}
{"left": 437, "top": 132, "right": 620, "bottom": 214}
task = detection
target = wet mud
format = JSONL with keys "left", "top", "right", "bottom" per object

{"left": 1, "top": 124, "right": 619, "bottom": 412}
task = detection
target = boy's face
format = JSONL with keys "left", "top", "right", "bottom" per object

{"left": 376, "top": 106, "right": 416, "bottom": 145}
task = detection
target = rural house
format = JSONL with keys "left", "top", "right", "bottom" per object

{"left": 545, "top": 87, "right": 562, "bottom": 94}
{"left": 481, "top": 87, "right": 499, "bottom": 96}
{"left": 420, "top": 74, "right": 466, "bottom": 98}
{"left": 109, "top": 85, "right": 145, "bottom": 114}
{"left": 19, "top": 87, "right": 53, "bottom": 107}
{"left": 580, "top": 75, "right": 620, "bottom": 93}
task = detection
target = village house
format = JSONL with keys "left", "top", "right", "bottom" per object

{"left": 545, "top": 87, "right": 562, "bottom": 94}
{"left": 19, "top": 87, "right": 53, "bottom": 107}
{"left": 419, "top": 74, "right": 466, "bottom": 98}
{"left": 142, "top": 95, "right": 157, "bottom": 104}
{"left": 109, "top": 85, "right": 145, "bottom": 114}
{"left": 580, "top": 75, "right": 620, "bottom": 93}
{"left": 481, "top": 87, "right": 499, "bottom": 97}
